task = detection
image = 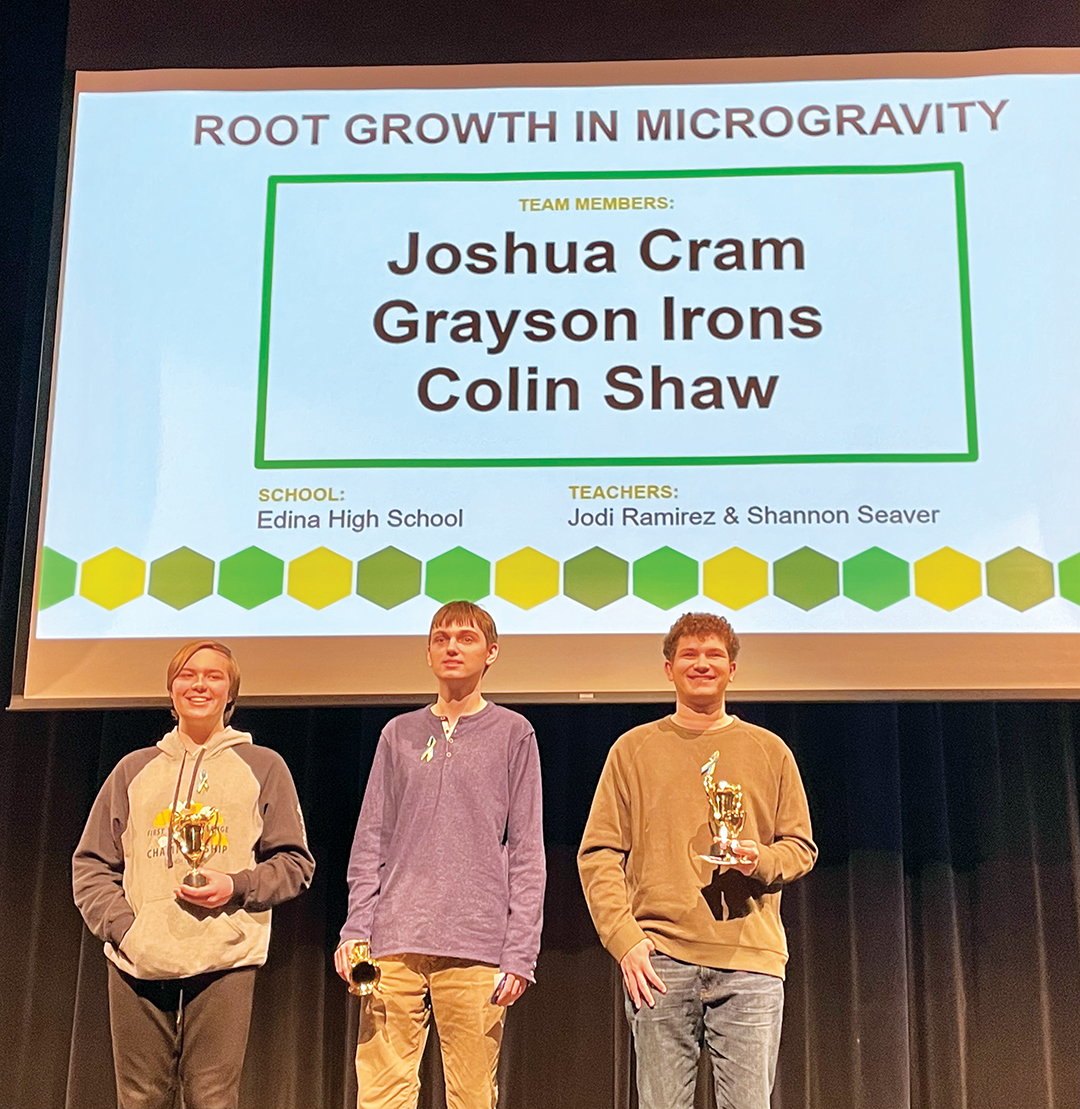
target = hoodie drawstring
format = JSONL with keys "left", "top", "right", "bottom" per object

{"left": 165, "top": 749, "right": 206, "bottom": 871}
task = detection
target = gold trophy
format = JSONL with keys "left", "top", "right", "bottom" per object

{"left": 171, "top": 804, "right": 222, "bottom": 888}
{"left": 348, "top": 941, "right": 382, "bottom": 996}
{"left": 700, "top": 751, "right": 745, "bottom": 865}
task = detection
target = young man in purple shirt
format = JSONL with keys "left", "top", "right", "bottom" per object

{"left": 335, "top": 601, "right": 546, "bottom": 1109}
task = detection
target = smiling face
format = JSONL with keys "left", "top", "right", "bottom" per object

{"left": 426, "top": 620, "right": 499, "bottom": 686}
{"left": 664, "top": 634, "right": 737, "bottom": 709}
{"left": 169, "top": 647, "right": 233, "bottom": 732}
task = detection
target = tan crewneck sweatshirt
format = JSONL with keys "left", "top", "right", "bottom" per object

{"left": 578, "top": 715, "right": 816, "bottom": 979}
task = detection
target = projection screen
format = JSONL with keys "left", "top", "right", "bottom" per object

{"left": 14, "top": 49, "right": 1080, "bottom": 706}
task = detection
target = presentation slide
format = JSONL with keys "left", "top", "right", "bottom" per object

{"left": 18, "top": 53, "right": 1080, "bottom": 702}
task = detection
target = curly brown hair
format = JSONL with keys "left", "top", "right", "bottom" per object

{"left": 662, "top": 613, "right": 740, "bottom": 662}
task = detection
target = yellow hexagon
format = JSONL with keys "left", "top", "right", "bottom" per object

{"left": 702, "top": 548, "right": 769, "bottom": 610}
{"left": 79, "top": 547, "right": 146, "bottom": 610}
{"left": 914, "top": 547, "right": 982, "bottom": 611}
{"left": 287, "top": 547, "right": 353, "bottom": 609}
{"left": 495, "top": 547, "right": 559, "bottom": 610}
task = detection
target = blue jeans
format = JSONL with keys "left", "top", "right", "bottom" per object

{"left": 624, "top": 953, "right": 784, "bottom": 1109}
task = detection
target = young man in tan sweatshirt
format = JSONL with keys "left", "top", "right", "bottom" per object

{"left": 578, "top": 613, "right": 816, "bottom": 1109}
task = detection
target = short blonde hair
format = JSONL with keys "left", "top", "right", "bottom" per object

{"left": 166, "top": 640, "right": 241, "bottom": 724}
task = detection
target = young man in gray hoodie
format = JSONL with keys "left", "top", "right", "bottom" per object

{"left": 73, "top": 640, "right": 315, "bottom": 1109}
{"left": 335, "top": 601, "right": 546, "bottom": 1109}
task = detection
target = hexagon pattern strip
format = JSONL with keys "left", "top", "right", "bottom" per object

{"left": 34, "top": 545, "right": 1080, "bottom": 617}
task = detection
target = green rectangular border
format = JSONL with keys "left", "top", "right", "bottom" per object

{"left": 255, "top": 165, "right": 977, "bottom": 469}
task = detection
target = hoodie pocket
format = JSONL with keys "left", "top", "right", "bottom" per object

{"left": 120, "top": 896, "right": 248, "bottom": 979}
{"left": 118, "top": 897, "right": 174, "bottom": 975}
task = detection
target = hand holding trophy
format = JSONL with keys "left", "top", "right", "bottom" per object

{"left": 171, "top": 803, "right": 222, "bottom": 888}
{"left": 699, "top": 750, "right": 745, "bottom": 865}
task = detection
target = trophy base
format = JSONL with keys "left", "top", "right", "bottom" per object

{"left": 183, "top": 871, "right": 209, "bottom": 888}
{"left": 700, "top": 840, "right": 739, "bottom": 866}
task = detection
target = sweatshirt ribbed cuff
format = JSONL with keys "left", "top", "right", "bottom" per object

{"left": 752, "top": 844, "right": 779, "bottom": 886}
{"left": 608, "top": 920, "right": 649, "bottom": 964}
{"left": 230, "top": 869, "right": 253, "bottom": 904}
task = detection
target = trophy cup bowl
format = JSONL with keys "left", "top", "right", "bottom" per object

{"left": 700, "top": 754, "right": 745, "bottom": 865}
{"left": 172, "top": 804, "right": 221, "bottom": 888}
{"left": 348, "top": 941, "right": 382, "bottom": 997}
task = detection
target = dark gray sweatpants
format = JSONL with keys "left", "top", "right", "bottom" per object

{"left": 107, "top": 962, "right": 257, "bottom": 1109}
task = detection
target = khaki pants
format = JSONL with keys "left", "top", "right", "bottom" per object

{"left": 356, "top": 954, "right": 506, "bottom": 1109}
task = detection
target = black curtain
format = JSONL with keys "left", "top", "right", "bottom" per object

{"left": 4, "top": 699, "right": 1080, "bottom": 1109}
{"left": 4, "top": 0, "right": 1080, "bottom": 1107}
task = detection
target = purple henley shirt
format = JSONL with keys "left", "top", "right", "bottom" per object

{"left": 340, "top": 702, "right": 546, "bottom": 980}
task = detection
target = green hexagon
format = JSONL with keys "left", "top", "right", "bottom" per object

{"left": 1060, "top": 552, "right": 1080, "bottom": 606}
{"left": 38, "top": 547, "right": 77, "bottom": 610}
{"left": 358, "top": 546, "right": 422, "bottom": 609}
{"left": 774, "top": 547, "right": 839, "bottom": 611}
{"left": 218, "top": 546, "right": 284, "bottom": 610}
{"left": 149, "top": 547, "right": 215, "bottom": 610}
{"left": 633, "top": 547, "right": 699, "bottom": 610}
{"left": 986, "top": 547, "right": 1054, "bottom": 612}
{"left": 564, "top": 547, "right": 628, "bottom": 610}
{"left": 564, "top": 547, "right": 627, "bottom": 610}
{"left": 843, "top": 547, "right": 910, "bottom": 611}
{"left": 425, "top": 547, "right": 490, "bottom": 603}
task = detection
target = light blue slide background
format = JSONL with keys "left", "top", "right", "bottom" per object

{"left": 38, "top": 73, "right": 1080, "bottom": 638}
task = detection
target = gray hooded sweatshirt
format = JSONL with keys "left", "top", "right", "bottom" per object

{"left": 73, "top": 726, "right": 314, "bottom": 980}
